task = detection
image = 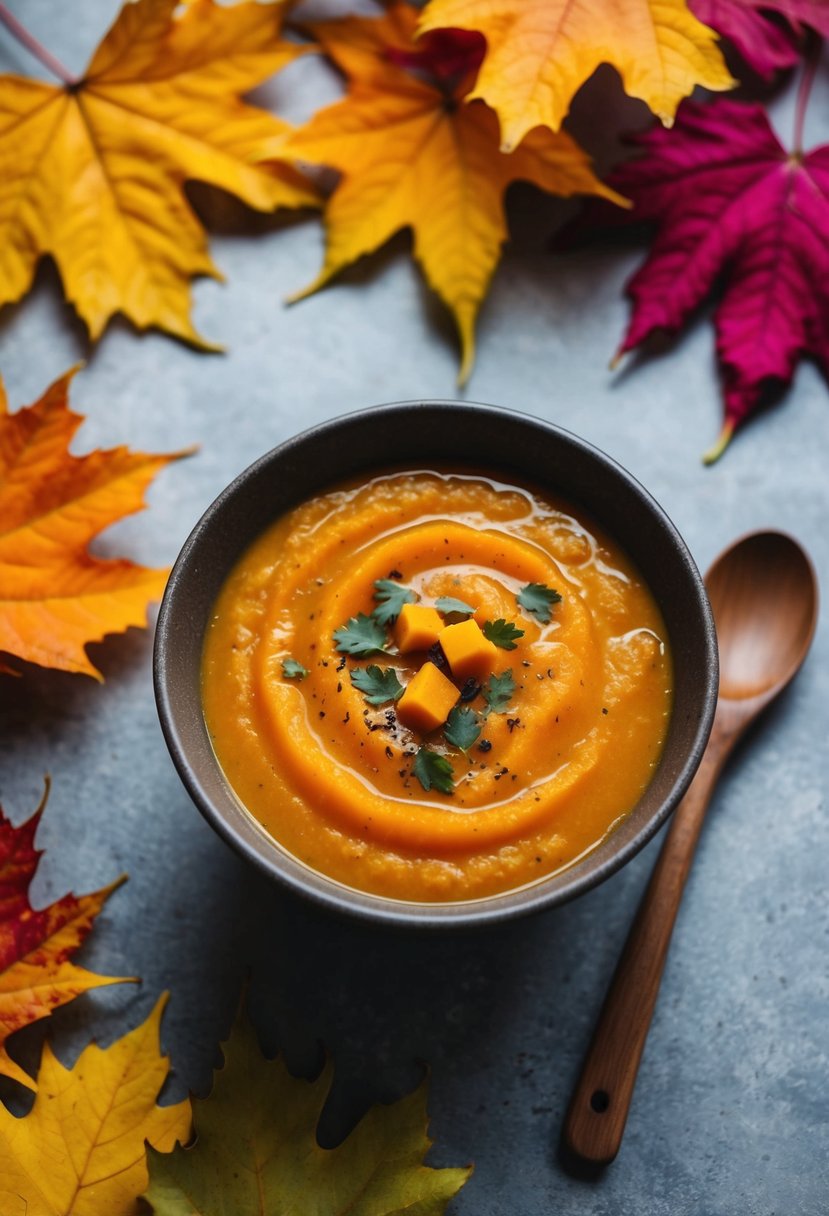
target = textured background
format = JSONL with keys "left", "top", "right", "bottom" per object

{"left": 1, "top": 3, "right": 828, "bottom": 1213}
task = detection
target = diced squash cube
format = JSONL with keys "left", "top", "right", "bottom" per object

{"left": 397, "top": 661, "right": 459, "bottom": 734}
{"left": 395, "top": 603, "right": 444, "bottom": 653}
{"left": 439, "top": 618, "right": 498, "bottom": 683}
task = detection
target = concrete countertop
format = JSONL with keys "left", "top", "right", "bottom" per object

{"left": 1, "top": 3, "right": 827, "bottom": 1213}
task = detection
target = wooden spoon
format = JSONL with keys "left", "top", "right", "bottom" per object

{"left": 563, "top": 530, "right": 819, "bottom": 1166}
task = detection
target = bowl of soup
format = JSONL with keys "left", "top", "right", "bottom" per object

{"left": 154, "top": 402, "right": 717, "bottom": 927}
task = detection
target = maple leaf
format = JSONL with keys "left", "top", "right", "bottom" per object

{"left": 0, "top": 782, "right": 134, "bottom": 1091}
{"left": 280, "top": 2, "right": 622, "bottom": 382}
{"left": 0, "top": 368, "right": 187, "bottom": 678}
{"left": 594, "top": 100, "right": 829, "bottom": 458}
{"left": 0, "top": 993, "right": 190, "bottom": 1215}
{"left": 690, "top": 1, "right": 829, "bottom": 78}
{"left": 144, "top": 1009, "right": 471, "bottom": 1215}
{"left": 0, "top": 0, "right": 318, "bottom": 345}
{"left": 418, "top": 0, "right": 735, "bottom": 153}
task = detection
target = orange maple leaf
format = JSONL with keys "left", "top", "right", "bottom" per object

{"left": 0, "top": 781, "right": 134, "bottom": 1090}
{"left": 0, "top": 0, "right": 319, "bottom": 345}
{"left": 279, "top": 3, "right": 624, "bottom": 382}
{"left": 0, "top": 369, "right": 187, "bottom": 679}
{"left": 419, "top": 0, "right": 736, "bottom": 151}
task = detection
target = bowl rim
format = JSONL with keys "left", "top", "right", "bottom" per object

{"left": 154, "top": 399, "right": 718, "bottom": 929}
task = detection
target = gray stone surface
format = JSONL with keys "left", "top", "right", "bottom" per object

{"left": 1, "top": 3, "right": 828, "bottom": 1213}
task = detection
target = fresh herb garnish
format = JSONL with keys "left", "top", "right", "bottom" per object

{"left": 517, "top": 583, "right": 562, "bottom": 623}
{"left": 281, "top": 657, "right": 308, "bottom": 679}
{"left": 333, "top": 613, "right": 388, "bottom": 656}
{"left": 435, "top": 595, "right": 475, "bottom": 618}
{"left": 444, "top": 705, "right": 482, "bottom": 752}
{"left": 483, "top": 618, "right": 525, "bottom": 650}
{"left": 482, "top": 669, "right": 516, "bottom": 716}
{"left": 372, "top": 578, "right": 417, "bottom": 626}
{"left": 350, "top": 664, "right": 405, "bottom": 705}
{"left": 412, "top": 747, "right": 455, "bottom": 794}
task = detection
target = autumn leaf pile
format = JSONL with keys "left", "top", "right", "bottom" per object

{"left": 0, "top": 783, "right": 470, "bottom": 1214}
{"left": 1, "top": 0, "right": 827, "bottom": 454}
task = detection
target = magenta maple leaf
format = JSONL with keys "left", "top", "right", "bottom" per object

{"left": 691, "top": 2, "right": 829, "bottom": 78}
{"left": 604, "top": 100, "right": 829, "bottom": 459}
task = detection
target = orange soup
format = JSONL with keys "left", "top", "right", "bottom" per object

{"left": 201, "top": 469, "right": 672, "bottom": 901}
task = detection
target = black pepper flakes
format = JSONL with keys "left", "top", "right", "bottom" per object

{"left": 506, "top": 717, "right": 521, "bottom": 732}
{"left": 385, "top": 745, "right": 394, "bottom": 759}
{"left": 427, "top": 641, "right": 450, "bottom": 674}
{"left": 478, "top": 739, "right": 492, "bottom": 753}
{"left": 459, "top": 677, "right": 480, "bottom": 703}
{"left": 336, "top": 655, "right": 347, "bottom": 672}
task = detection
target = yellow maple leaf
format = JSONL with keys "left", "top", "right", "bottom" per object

{"left": 0, "top": 369, "right": 188, "bottom": 679}
{"left": 419, "top": 0, "right": 736, "bottom": 151}
{"left": 0, "top": 781, "right": 135, "bottom": 1090}
{"left": 279, "top": 3, "right": 624, "bottom": 382}
{"left": 0, "top": 994, "right": 191, "bottom": 1216}
{"left": 0, "top": 0, "right": 319, "bottom": 345}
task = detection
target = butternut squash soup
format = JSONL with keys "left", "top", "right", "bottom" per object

{"left": 201, "top": 469, "right": 673, "bottom": 902}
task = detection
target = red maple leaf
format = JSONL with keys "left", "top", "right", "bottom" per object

{"left": 592, "top": 98, "right": 829, "bottom": 459}
{"left": 0, "top": 783, "right": 133, "bottom": 1088}
{"left": 691, "top": 1, "right": 829, "bottom": 78}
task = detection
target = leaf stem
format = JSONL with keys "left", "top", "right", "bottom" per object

{"left": 793, "top": 32, "right": 822, "bottom": 155}
{"left": 0, "top": 2, "right": 75, "bottom": 84}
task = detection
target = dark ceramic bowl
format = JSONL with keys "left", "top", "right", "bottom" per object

{"left": 154, "top": 402, "right": 717, "bottom": 928}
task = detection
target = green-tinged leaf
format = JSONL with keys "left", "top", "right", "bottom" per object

{"left": 143, "top": 1008, "right": 471, "bottom": 1215}
{"left": 435, "top": 595, "right": 475, "bottom": 617}
{"left": 482, "top": 618, "right": 524, "bottom": 650}
{"left": 412, "top": 747, "right": 455, "bottom": 795}
{"left": 482, "top": 670, "right": 516, "bottom": 716}
{"left": 372, "top": 578, "right": 417, "bottom": 626}
{"left": 444, "top": 706, "right": 482, "bottom": 751}
{"left": 350, "top": 664, "right": 405, "bottom": 705}
{"left": 333, "top": 613, "right": 388, "bottom": 656}
{"left": 517, "top": 583, "right": 562, "bottom": 623}
{"left": 281, "top": 657, "right": 309, "bottom": 679}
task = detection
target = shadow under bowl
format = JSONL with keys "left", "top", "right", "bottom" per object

{"left": 154, "top": 401, "right": 718, "bottom": 929}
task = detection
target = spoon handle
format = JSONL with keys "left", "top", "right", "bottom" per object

{"left": 563, "top": 723, "right": 735, "bottom": 1165}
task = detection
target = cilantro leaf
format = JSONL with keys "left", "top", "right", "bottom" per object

{"left": 482, "top": 669, "right": 516, "bottom": 716}
{"left": 372, "top": 578, "right": 417, "bottom": 626}
{"left": 350, "top": 664, "right": 404, "bottom": 705}
{"left": 435, "top": 595, "right": 475, "bottom": 617}
{"left": 281, "top": 657, "right": 309, "bottom": 679}
{"left": 444, "top": 705, "right": 482, "bottom": 752}
{"left": 412, "top": 747, "right": 455, "bottom": 794}
{"left": 333, "top": 613, "right": 388, "bottom": 656}
{"left": 482, "top": 618, "right": 524, "bottom": 650}
{"left": 517, "top": 583, "right": 562, "bottom": 624}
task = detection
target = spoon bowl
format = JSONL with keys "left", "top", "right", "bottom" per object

{"left": 708, "top": 530, "right": 818, "bottom": 704}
